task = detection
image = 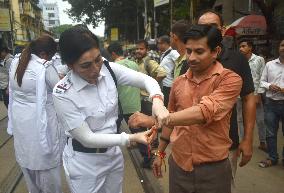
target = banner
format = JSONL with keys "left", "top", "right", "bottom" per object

{"left": 0, "top": 8, "right": 11, "bottom": 31}
{"left": 111, "top": 28, "right": 118, "bottom": 41}
{"left": 154, "top": 0, "right": 169, "bottom": 7}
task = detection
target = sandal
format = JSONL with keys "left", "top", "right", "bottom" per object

{"left": 258, "top": 159, "right": 277, "bottom": 168}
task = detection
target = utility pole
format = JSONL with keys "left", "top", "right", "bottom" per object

{"left": 154, "top": 7, "right": 157, "bottom": 39}
{"left": 144, "top": 0, "right": 147, "bottom": 28}
{"left": 170, "top": 0, "right": 173, "bottom": 30}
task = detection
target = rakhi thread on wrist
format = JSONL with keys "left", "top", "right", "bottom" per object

{"left": 154, "top": 150, "right": 167, "bottom": 172}
{"left": 147, "top": 125, "right": 158, "bottom": 159}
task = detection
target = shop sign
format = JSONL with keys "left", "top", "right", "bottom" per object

{"left": 111, "top": 28, "right": 118, "bottom": 41}
{"left": 236, "top": 27, "right": 266, "bottom": 36}
{"left": 0, "top": 8, "right": 11, "bottom": 31}
{"left": 154, "top": 0, "right": 169, "bottom": 7}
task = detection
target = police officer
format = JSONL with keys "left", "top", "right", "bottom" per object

{"left": 52, "top": 26, "right": 168, "bottom": 193}
{"left": 8, "top": 35, "right": 63, "bottom": 193}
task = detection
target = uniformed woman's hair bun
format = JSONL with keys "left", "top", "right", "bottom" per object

{"left": 59, "top": 25, "right": 100, "bottom": 65}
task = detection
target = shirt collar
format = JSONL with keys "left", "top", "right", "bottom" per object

{"left": 70, "top": 66, "right": 106, "bottom": 92}
{"left": 275, "top": 58, "right": 283, "bottom": 64}
{"left": 248, "top": 53, "right": 256, "bottom": 62}
{"left": 185, "top": 61, "right": 224, "bottom": 82}
{"left": 162, "top": 47, "right": 172, "bottom": 55}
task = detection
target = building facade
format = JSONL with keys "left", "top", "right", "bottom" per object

{"left": 39, "top": 0, "right": 60, "bottom": 31}
{"left": 0, "top": 0, "right": 13, "bottom": 49}
{"left": 9, "top": 0, "right": 45, "bottom": 46}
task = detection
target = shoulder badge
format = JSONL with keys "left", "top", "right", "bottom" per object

{"left": 54, "top": 77, "right": 72, "bottom": 94}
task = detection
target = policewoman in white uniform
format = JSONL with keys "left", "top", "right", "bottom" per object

{"left": 52, "top": 26, "right": 168, "bottom": 193}
{"left": 8, "top": 35, "right": 63, "bottom": 193}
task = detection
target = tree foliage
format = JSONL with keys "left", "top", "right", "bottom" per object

{"left": 50, "top": 24, "right": 73, "bottom": 39}
{"left": 63, "top": 0, "right": 216, "bottom": 41}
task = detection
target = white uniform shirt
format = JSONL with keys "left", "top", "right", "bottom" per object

{"left": 8, "top": 54, "right": 62, "bottom": 170}
{"left": 260, "top": 58, "right": 284, "bottom": 100}
{"left": 159, "top": 47, "right": 179, "bottom": 87}
{"left": 52, "top": 53, "right": 69, "bottom": 76}
{"left": 53, "top": 61, "right": 163, "bottom": 140}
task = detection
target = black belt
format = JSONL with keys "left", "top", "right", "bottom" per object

{"left": 67, "top": 137, "right": 108, "bottom": 153}
{"left": 267, "top": 98, "right": 284, "bottom": 105}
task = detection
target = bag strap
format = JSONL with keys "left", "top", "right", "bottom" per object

{"left": 104, "top": 60, "right": 123, "bottom": 134}
{"left": 160, "top": 49, "right": 172, "bottom": 62}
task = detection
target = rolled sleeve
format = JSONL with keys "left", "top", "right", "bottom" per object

{"left": 197, "top": 71, "right": 242, "bottom": 124}
{"left": 148, "top": 60, "right": 167, "bottom": 78}
{"left": 260, "top": 65, "right": 270, "bottom": 90}
{"left": 53, "top": 95, "right": 85, "bottom": 132}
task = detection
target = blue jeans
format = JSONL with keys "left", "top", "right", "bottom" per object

{"left": 264, "top": 99, "right": 284, "bottom": 163}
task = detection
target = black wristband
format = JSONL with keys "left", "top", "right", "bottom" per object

{"left": 160, "top": 136, "right": 170, "bottom": 144}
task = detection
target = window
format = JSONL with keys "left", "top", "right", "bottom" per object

{"left": 48, "top": 13, "right": 55, "bottom": 17}
{"left": 49, "top": 20, "right": 55, "bottom": 25}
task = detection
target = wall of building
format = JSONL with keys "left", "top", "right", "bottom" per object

{"left": 40, "top": 2, "right": 60, "bottom": 31}
{"left": 10, "top": 0, "right": 45, "bottom": 45}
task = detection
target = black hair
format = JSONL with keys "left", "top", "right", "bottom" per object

{"left": 197, "top": 9, "right": 224, "bottom": 27}
{"left": 183, "top": 24, "right": 222, "bottom": 51}
{"left": 16, "top": 35, "right": 56, "bottom": 87}
{"left": 0, "top": 46, "right": 10, "bottom": 53}
{"left": 158, "top": 35, "right": 170, "bottom": 44}
{"left": 59, "top": 25, "right": 100, "bottom": 65}
{"left": 171, "top": 20, "right": 190, "bottom": 41}
{"left": 136, "top": 39, "right": 148, "bottom": 49}
{"left": 107, "top": 42, "right": 123, "bottom": 56}
{"left": 239, "top": 39, "right": 254, "bottom": 48}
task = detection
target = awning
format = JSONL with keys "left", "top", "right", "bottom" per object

{"left": 225, "top": 15, "right": 267, "bottom": 36}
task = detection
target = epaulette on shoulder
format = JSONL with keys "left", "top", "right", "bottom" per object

{"left": 54, "top": 78, "right": 72, "bottom": 94}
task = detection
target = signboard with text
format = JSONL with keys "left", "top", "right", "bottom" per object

{"left": 111, "top": 28, "right": 118, "bottom": 41}
{"left": 0, "top": 8, "right": 11, "bottom": 31}
{"left": 236, "top": 27, "right": 266, "bottom": 36}
{"left": 154, "top": 0, "right": 169, "bottom": 7}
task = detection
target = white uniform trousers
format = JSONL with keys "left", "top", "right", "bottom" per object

{"left": 21, "top": 165, "right": 62, "bottom": 193}
{"left": 63, "top": 145, "right": 124, "bottom": 193}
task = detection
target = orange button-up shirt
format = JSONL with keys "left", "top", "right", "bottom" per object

{"left": 168, "top": 61, "right": 242, "bottom": 171}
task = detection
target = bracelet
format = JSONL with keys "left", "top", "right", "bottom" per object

{"left": 154, "top": 150, "right": 166, "bottom": 159}
{"left": 160, "top": 136, "right": 170, "bottom": 144}
{"left": 152, "top": 94, "right": 163, "bottom": 102}
{"left": 154, "top": 150, "right": 167, "bottom": 172}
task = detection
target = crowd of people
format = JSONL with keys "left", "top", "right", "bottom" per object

{"left": 0, "top": 9, "right": 284, "bottom": 193}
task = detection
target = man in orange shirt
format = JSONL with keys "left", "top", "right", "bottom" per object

{"left": 129, "top": 24, "right": 242, "bottom": 193}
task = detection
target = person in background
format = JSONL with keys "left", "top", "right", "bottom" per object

{"left": 147, "top": 39, "right": 160, "bottom": 63}
{"left": 53, "top": 26, "right": 168, "bottom": 193}
{"left": 170, "top": 20, "right": 190, "bottom": 78}
{"left": 135, "top": 39, "right": 167, "bottom": 168}
{"left": 239, "top": 39, "right": 266, "bottom": 151}
{"left": 258, "top": 39, "right": 284, "bottom": 168}
{"left": 157, "top": 35, "right": 179, "bottom": 106}
{"left": 197, "top": 10, "right": 256, "bottom": 193}
{"left": 8, "top": 35, "right": 63, "bottom": 193}
{"left": 107, "top": 41, "right": 141, "bottom": 130}
{"left": 0, "top": 46, "right": 13, "bottom": 108}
